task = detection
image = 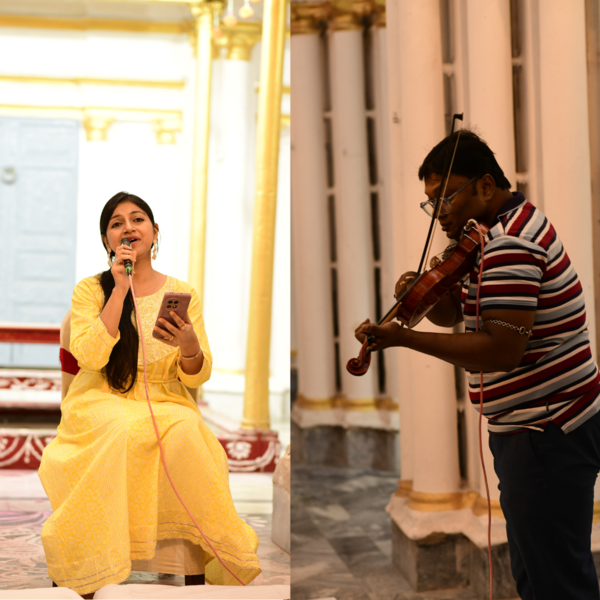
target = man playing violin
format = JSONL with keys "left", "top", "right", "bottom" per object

{"left": 356, "top": 130, "right": 600, "bottom": 600}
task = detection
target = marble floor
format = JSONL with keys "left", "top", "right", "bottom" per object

{"left": 292, "top": 465, "right": 485, "bottom": 600}
{"left": 0, "top": 469, "right": 289, "bottom": 592}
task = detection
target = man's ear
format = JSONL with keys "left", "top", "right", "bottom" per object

{"left": 480, "top": 174, "right": 497, "bottom": 202}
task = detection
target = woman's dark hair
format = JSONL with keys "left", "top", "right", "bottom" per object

{"left": 99, "top": 192, "right": 156, "bottom": 393}
{"left": 418, "top": 129, "right": 511, "bottom": 190}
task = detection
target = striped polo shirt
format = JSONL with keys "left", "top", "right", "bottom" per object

{"left": 461, "top": 192, "right": 600, "bottom": 434}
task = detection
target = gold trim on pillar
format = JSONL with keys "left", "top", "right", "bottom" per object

{"left": 408, "top": 490, "right": 479, "bottom": 513}
{"left": 215, "top": 22, "right": 262, "bottom": 61}
{"left": 471, "top": 494, "right": 504, "bottom": 519}
{"left": 295, "top": 395, "right": 335, "bottom": 410}
{"left": 0, "top": 13, "right": 188, "bottom": 34}
{"left": 330, "top": 0, "right": 374, "bottom": 32}
{"left": 395, "top": 480, "right": 413, "bottom": 497}
{"left": 241, "top": 0, "right": 286, "bottom": 431}
{"left": 290, "top": 2, "right": 330, "bottom": 35}
{"left": 188, "top": 0, "right": 224, "bottom": 309}
{"left": 594, "top": 501, "right": 600, "bottom": 524}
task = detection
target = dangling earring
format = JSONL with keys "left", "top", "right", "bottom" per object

{"left": 152, "top": 242, "right": 158, "bottom": 261}
{"left": 107, "top": 251, "right": 112, "bottom": 267}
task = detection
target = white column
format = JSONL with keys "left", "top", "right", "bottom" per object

{"left": 463, "top": 0, "right": 516, "bottom": 189}
{"left": 204, "top": 56, "right": 251, "bottom": 376}
{"left": 291, "top": 30, "right": 337, "bottom": 408}
{"left": 391, "top": 0, "right": 461, "bottom": 501}
{"left": 373, "top": 24, "right": 400, "bottom": 410}
{"left": 385, "top": 0, "right": 413, "bottom": 487}
{"left": 330, "top": 25, "right": 379, "bottom": 406}
{"left": 536, "top": 0, "right": 596, "bottom": 353}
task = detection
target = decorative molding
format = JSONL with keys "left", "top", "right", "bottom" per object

{"left": 0, "top": 104, "right": 182, "bottom": 144}
{"left": 0, "top": 429, "right": 57, "bottom": 469}
{"left": 218, "top": 429, "right": 281, "bottom": 472}
{"left": 0, "top": 74, "right": 185, "bottom": 89}
{"left": 214, "top": 22, "right": 262, "bottom": 61}
{"left": 291, "top": 2, "right": 330, "bottom": 35}
{"left": 330, "top": 0, "right": 374, "bottom": 31}
{"left": 83, "top": 115, "right": 115, "bottom": 141}
{"left": 0, "top": 13, "right": 189, "bottom": 34}
{"left": 152, "top": 116, "right": 183, "bottom": 144}
{"left": 373, "top": 0, "right": 385, "bottom": 27}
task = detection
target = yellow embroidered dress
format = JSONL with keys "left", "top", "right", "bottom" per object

{"left": 39, "top": 275, "right": 261, "bottom": 595}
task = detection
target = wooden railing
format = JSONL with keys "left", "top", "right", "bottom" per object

{"left": 0, "top": 323, "right": 60, "bottom": 344}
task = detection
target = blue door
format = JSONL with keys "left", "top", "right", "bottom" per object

{"left": 0, "top": 117, "right": 78, "bottom": 368}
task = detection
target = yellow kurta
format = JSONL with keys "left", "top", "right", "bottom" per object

{"left": 39, "top": 275, "right": 261, "bottom": 594}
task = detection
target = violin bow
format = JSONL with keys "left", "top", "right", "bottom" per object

{"left": 347, "top": 114, "right": 465, "bottom": 375}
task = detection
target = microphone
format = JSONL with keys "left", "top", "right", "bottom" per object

{"left": 120, "top": 237, "right": 133, "bottom": 275}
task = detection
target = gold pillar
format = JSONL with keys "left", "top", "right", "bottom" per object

{"left": 241, "top": 0, "right": 286, "bottom": 430}
{"left": 188, "top": 0, "right": 223, "bottom": 309}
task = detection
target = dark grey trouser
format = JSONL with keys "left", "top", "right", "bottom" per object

{"left": 490, "top": 410, "right": 600, "bottom": 600}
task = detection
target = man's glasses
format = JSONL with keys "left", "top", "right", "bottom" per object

{"left": 419, "top": 176, "right": 480, "bottom": 217}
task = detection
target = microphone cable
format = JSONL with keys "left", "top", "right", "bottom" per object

{"left": 471, "top": 222, "right": 493, "bottom": 600}
{"left": 128, "top": 273, "right": 247, "bottom": 586}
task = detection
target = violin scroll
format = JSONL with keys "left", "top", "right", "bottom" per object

{"left": 346, "top": 337, "right": 374, "bottom": 376}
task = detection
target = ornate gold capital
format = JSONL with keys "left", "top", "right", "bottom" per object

{"left": 291, "top": 2, "right": 330, "bottom": 35}
{"left": 331, "top": 0, "right": 374, "bottom": 31}
{"left": 214, "top": 22, "right": 262, "bottom": 61}
{"left": 152, "top": 117, "right": 182, "bottom": 144}
{"left": 83, "top": 115, "right": 114, "bottom": 141}
{"left": 373, "top": 0, "right": 385, "bottom": 27}
{"left": 188, "top": 1, "right": 225, "bottom": 53}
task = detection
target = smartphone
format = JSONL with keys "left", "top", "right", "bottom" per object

{"left": 152, "top": 292, "right": 191, "bottom": 340}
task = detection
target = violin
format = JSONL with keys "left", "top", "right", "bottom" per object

{"left": 346, "top": 219, "right": 489, "bottom": 376}
{"left": 347, "top": 112, "right": 487, "bottom": 377}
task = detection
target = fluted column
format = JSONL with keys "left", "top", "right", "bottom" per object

{"left": 291, "top": 2, "right": 337, "bottom": 410}
{"left": 242, "top": 0, "right": 286, "bottom": 430}
{"left": 464, "top": 0, "right": 516, "bottom": 197}
{"left": 330, "top": 0, "right": 379, "bottom": 408}
{"left": 390, "top": 0, "right": 461, "bottom": 506}
{"left": 372, "top": 5, "right": 400, "bottom": 411}
{"left": 536, "top": 0, "right": 596, "bottom": 353}
{"left": 204, "top": 34, "right": 255, "bottom": 376}
{"left": 463, "top": 0, "right": 514, "bottom": 514}
{"left": 188, "top": 1, "right": 224, "bottom": 309}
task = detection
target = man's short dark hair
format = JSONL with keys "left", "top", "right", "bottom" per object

{"left": 418, "top": 129, "right": 511, "bottom": 190}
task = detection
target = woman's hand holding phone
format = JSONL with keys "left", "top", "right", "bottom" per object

{"left": 154, "top": 310, "right": 199, "bottom": 353}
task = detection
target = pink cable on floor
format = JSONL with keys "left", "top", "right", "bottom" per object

{"left": 128, "top": 274, "right": 246, "bottom": 586}
{"left": 471, "top": 223, "right": 493, "bottom": 600}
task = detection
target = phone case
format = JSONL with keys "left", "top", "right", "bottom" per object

{"left": 152, "top": 292, "right": 192, "bottom": 340}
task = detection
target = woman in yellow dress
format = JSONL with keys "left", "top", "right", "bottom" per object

{"left": 39, "top": 192, "right": 261, "bottom": 597}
